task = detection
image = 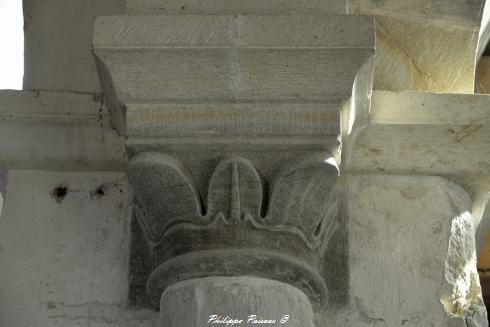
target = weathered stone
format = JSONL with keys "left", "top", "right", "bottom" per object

{"left": 3, "top": 0, "right": 490, "bottom": 326}
{"left": 0, "top": 90, "right": 126, "bottom": 171}
{"left": 0, "top": 170, "right": 158, "bottom": 326}
{"left": 128, "top": 153, "right": 339, "bottom": 307}
{"left": 341, "top": 55, "right": 490, "bottom": 240}
{"left": 345, "top": 174, "right": 487, "bottom": 326}
{"left": 92, "top": 12, "right": 374, "bottom": 317}
{"left": 160, "top": 277, "right": 315, "bottom": 327}
{"left": 127, "top": 0, "right": 346, "bottom": 15}
{"left": 342, "top": 90, "right": 490, "bottom": 176}
{"left": 348, "top": 0, "right": 484, "bottom": 19}
{"left": 125, "top": 102, "right": 340, "bottom": 138}
{"left": 90, "top": 2, "right": 490, "bottom": 326}
{"left": 348, "top": 0, "right": 487, "bottom": 93}
{"left": 93, "top": 14, "right": 374, "bottom": 133}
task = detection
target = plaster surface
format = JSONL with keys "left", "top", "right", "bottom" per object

{"left": 0, "top": 170, "right": 158, "bottom": 327}
{"left": 0, "top": 90, "right": 125, "bottom": 171}
{"left": 23, "top": 0, "right": 125, "bottom": 93}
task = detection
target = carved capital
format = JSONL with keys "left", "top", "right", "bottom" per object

{"left": 92, "top": 10, "right": 373, "bottom": 310}
{"left": 129, "top": 153, "right": 338, "bottom": 306}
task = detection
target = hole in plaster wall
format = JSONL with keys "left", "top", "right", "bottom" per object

{"left": 50, "top": 186, "right": 68, "bottom": 203}
{"left": 0, "top": 0, "right": 24, "bottom": 90}
{"left": 90, "top": 184, "right": 107, "bottom": 199}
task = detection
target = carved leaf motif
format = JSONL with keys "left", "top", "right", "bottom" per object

{"left": 206, "top": 157, "right": 263, "bottom": 223}
{"left": 266, "top": 156, "right": 338, "bottom": 249}
{"left": 128, "top": 152, "right": 203, "bottom": 243}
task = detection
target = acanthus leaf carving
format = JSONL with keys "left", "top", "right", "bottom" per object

{"left": 129, "top": 152, "right": 339, "bottom": 307}
{"left": 207, "top": 156, "right": 263, "bottom": 224}
{"left": 129, "top": 153, "right": 339, "bottom": 251}
{"left": 265, "top": 154, "right": 339, "bottom": 251}
{"left": 128, "top": 152, "right": 204, "bottom": 244}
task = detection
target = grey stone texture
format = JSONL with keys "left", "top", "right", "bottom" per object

{"left": 0, "top": 90, "right": 125, "bottom": 171}
{"left": 159, "top": 277, "right": 315, "bottom": 327}
{"left": 93, "top": 14, "right": 374, "bottom": 134}
{"left": 23, "top": 0, "right": 125, "bottom": 93}
{"left": 0, "top": 0, "right": 488, "bottom": 326}
{"left": 129, "top": 153, "right": 339, "bottom": 307}
{"left": 127, "top": 0, "right": 347, "bottom": 14}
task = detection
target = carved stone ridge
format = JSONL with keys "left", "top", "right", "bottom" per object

{"left": 128, "top": 152, "right": 338, "bottom": 307}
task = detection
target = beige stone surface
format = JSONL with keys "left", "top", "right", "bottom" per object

{"left": 348, "top": 0, "right": 487, "bottom": 93}
{"left": 348, "top": 0, "right": 484, "bottom": 21}
{"left": 342, "top": 70, "right": 490, "bottom": 232}
{"left": 342, "top": 89, "right": 490, "bottom": 177}
{"left": 345, "top": 174, "right": 487, "bottom": 326}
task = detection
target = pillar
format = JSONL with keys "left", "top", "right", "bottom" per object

{"left": 91, "top": 1, "right": 490, "bottom": 326}
{"left": 160, "top": 277, "right": 314, "bottom": 327}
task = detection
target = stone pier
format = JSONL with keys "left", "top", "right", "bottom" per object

{"left": 0, "top": 0, "right": 489, "bottom": 326}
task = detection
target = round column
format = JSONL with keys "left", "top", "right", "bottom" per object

{"left": 159, "top": 276, "right": 316, "bottom": 327}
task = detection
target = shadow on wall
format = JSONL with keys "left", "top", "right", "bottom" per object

{"left": 478, "top": 229, "right": 490, "bottom": 322}
{"left": 476, "top": 49, "right": 490, "bottom": 322}
{"left": 0, "top": 169, "right": 7, "bottom": 219}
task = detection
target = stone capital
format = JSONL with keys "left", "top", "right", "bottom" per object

{"left": 129, "top": 152, "right": 338, "bottom": 306}
{"left": 92, "top": 10, "right": 374, "bottom": 309}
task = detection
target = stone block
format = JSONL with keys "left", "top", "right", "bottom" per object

{"left": 345, "top": 174, "right": 487, "bottom": 326}
{"left": 160, "top": 277, "right": 315, "bottom": 327}
{"left": 93, "top": 14, "right": 374, "bottom": 134}
{"left": 127, "top": 0, "right": 346, "bottom": 15}
{"left": 348, "top": 0, "right": 487, "bottom": 93}
{"left": 0, "top": 90, "right": 125, "bottom": 171}
{"left": 94, "top": 14, "right": 373, "bottom": 102}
